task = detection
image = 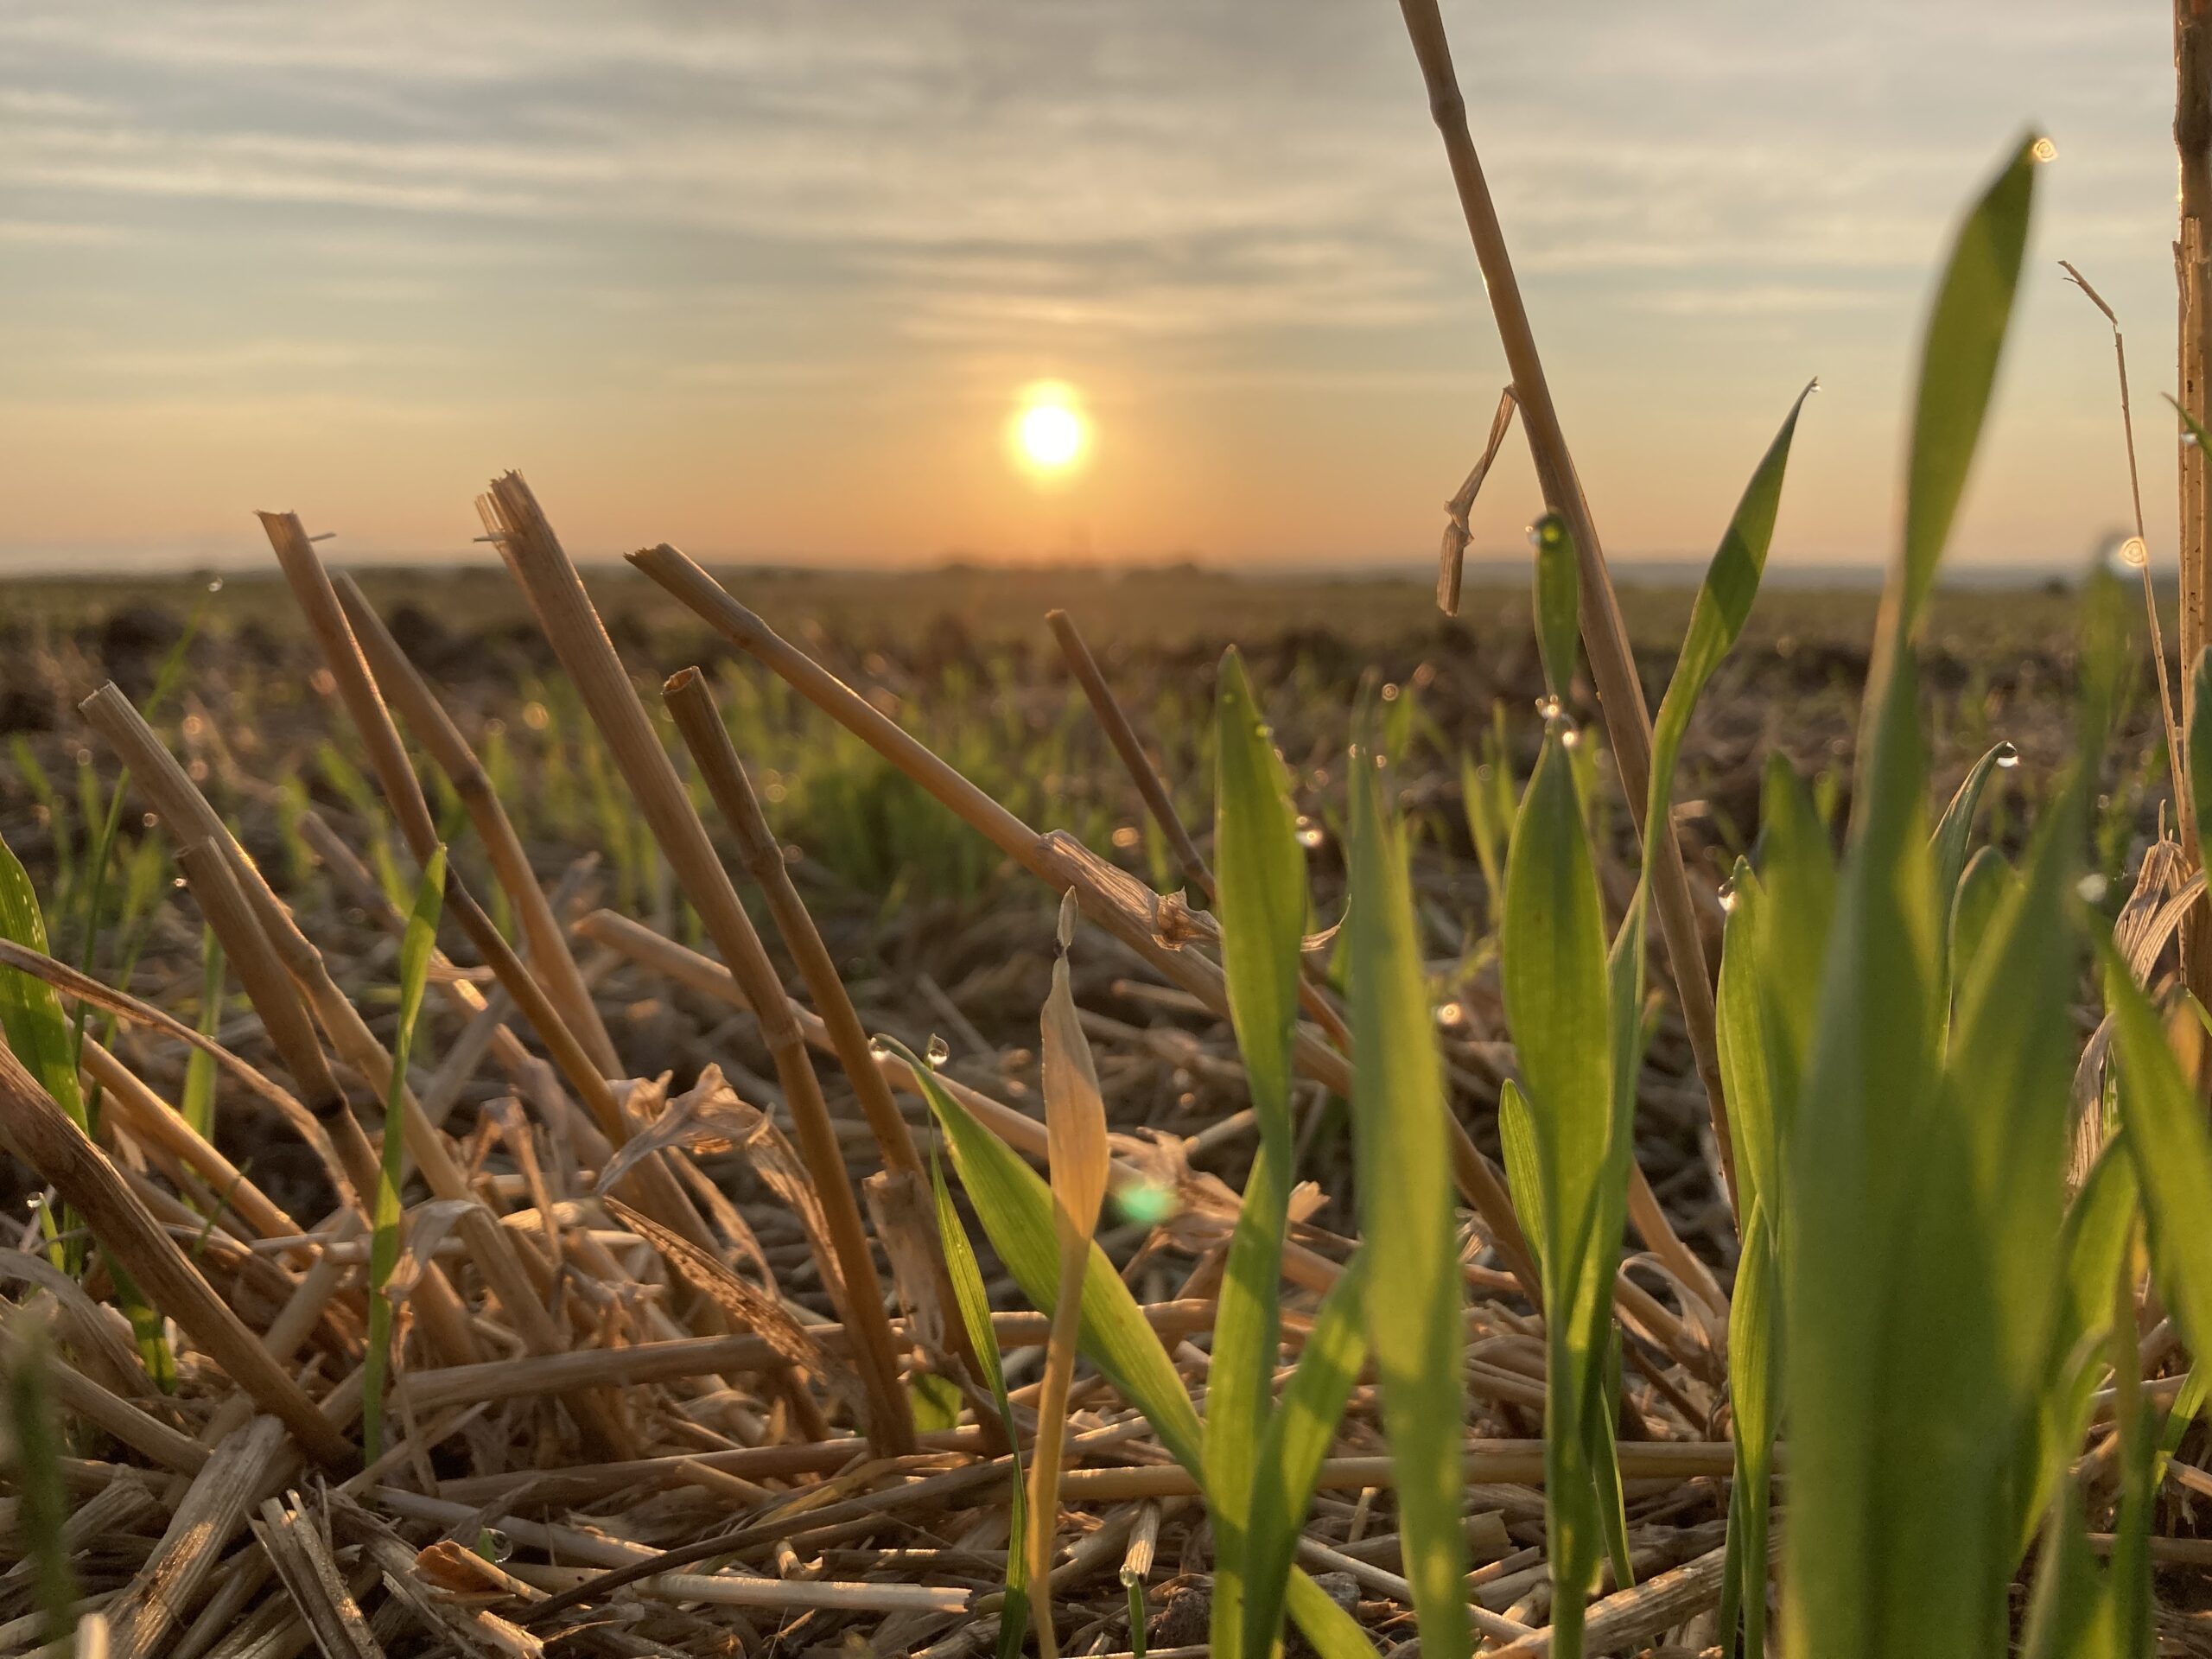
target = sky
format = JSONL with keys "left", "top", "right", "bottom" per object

{"left": 0, "top": 2, "right": 2190, "bottom": 574}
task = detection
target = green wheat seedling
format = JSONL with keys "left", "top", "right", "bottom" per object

{"left": 360, "top": 842, "right": 448, "bottom": 1464}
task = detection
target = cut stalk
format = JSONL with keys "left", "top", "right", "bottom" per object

{"left": 478, "top": 472, "right": 915, "bottom": 1457}
{"left": 331, "top": 569, "right": 620, "bottom": 1077}
{"left": 79, "top": 683, "right": 638, "bottom": 1457}
{"left": 1047, "top": 609, "right": 1215, "bottom": 903}
{"left": 1393, "top": 0, "right": 1740, "bottom": 1220}
{"left": 662, "top": 664, "right": 1004, "bottom": 1449}
{"left": 626, "top": 541, "right": 1546, "bottom": 1302}
{"left": 0, "top": 1046, "right": 353, "bottom": 1467}
{"left": 261, "top": 514, "right": 712, "bottom": 1255}
{"left": 2178, "top": 0, "right": 2212, "bottom": 1041}
{"left": 1048, "top": 607, "right": 1353, "bottom": 1052}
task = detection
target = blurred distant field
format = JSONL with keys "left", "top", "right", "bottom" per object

{"left": 0, "top": 561, "right": 2165, "bottom": 1235}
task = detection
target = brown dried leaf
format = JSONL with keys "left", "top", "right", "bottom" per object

{"left": 602, "top": 1196, "right": 855, "bottom": 1412}
{"left": 1043, "top": 892, "right": 1109, "bottom": 1244}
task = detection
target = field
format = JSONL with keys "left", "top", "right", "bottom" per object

{"left": 11, "top": 15, "right": 2212, "bottom": 1659}
{"left": 0, "top": 561, "right": 2139, "bottom": 1238}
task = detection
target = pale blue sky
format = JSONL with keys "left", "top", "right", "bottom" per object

{"left": 0, "top": 2, "right": 2185, "bottom": 574}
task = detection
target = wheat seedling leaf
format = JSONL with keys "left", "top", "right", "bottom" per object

{"left": 1930, "top": 741, "right": 2017, "bottom": 921}
{"left": 893, "top": 1038, "right": 1379, "bottom": 1656}
{"left": 362, "top": 843, "right": 447, "bottom": 1465}
{"left": 1786, "top": 133, "right": 2039, "bottom": 1659}
{"left": 1207, "top": 646, "right": 1310, "bottom": 1659}
{"left": 929, "top": 1141, "right": 1029, "bottom": 1659}
{"left": 1645, "top": 381, "right": 1815, "bottom": 836}
{"left": 1241, "top": 1251, "right": 1370, "bottom": 1659}
{"left": 1502, "top": 713, "right": 1620, "bottom": 1657}
{"left": 0, "top": 828, "right": 175, "bottom": 1387}
{"left": 1719, "top": 1200, "right": 1779, "bottom": 1659}
{"left": 1346, "top": 706, "right": 1471, "bottom": 1659}
{"left": 1531, "top": 514, "right": 1580, "bottom": 703}
{"left": 1897, "top": 134, "right": 2041, "bottom": 631}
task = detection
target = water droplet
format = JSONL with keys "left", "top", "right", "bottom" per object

{"left": 1994, "top": 741, "right": 2020, "bottom": 771}
{"left": 140, "top": 811, "right": 157, "bottom": 829}
{"left": 1807, "top": 378, "right": 1821, "bottom": 395}
{"left": 1380, "top": 683, "right": 1401, "bottom": 702}
{"left": 1295, "top": 816, "right": 1325, "bottom": 849}
{"left": 476, "top": 1528, "right": 513, "bottom": 1563}
{"left": 74, "top": 748, "right": 92, "bottom": 767}
{"left": 1560, "top": 726, "right": 1582, "bottom": 749}
{"left": 925, "top": 1033, "right": 950, "bottom": 1067}
{"left": 171, "top": 876, "right": 187, "bottom": 889}
{"left": 2076, "top": 873, "right": 2110, "bottom": 903}
{"left": 1535, "top": 695, "right": 1563, "bottom": 722}
{"left": 1434, "top": 1000, "right": 1467, "bottom": 1030}
{"left": 867, "top": 1035, "right": 890, "bottom": 1058}
{"left": 2184, "top": 429, "right": 2202, "bottom": 450}
{"left": 1718, "top": 876, "right": 1739, "bottom": 914}
{"left": 2119, "top": 536, "right": 2149, "bottom": 569}
{"left": 2031, "top": 137, "right": 2057, "bottom": 163}
{"left": 1526, "top": 523, "right": 1544, "bottom": 547}
{"left": 207, "top": 575, "right": 225, "bottom": 594}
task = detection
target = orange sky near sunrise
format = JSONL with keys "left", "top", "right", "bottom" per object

{"left": 0, "top": 3, "right": 2191, "bottom": 575}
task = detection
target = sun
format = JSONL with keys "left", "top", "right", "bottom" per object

{"left": 1010, "top": 384, "right": 1088, "bottom": 477}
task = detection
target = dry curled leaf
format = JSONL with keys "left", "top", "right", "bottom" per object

{"left": 603, "top": 1196, "right": 855, "bottom": 1414}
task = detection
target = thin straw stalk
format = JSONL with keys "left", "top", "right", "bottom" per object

{"left": 626, "top": 541, "right": 1544, "bottom": 1301}
{"left": 663, "top": 665, "right": 1003, "bottom": 1441}
{"left": 1046, "top": 608, "right": 1215, "bottom": 903}
{"left": 0, "top": 1047, "right": 353, "bottom": 1466}
{"left": 330, "top": 568, "right": 620, "bottom": 1075}
{"left": 479, "top": 471, "right": 915, "bottom": 1456}
{"left": 1391, "top": 0, "right": 1738, "bottom": 1215}
{"left": 261, "top": 513, "right": 713, "bottom": 1256}
{"left": 78, "top": 682, "right": 636, "bottom": 1441}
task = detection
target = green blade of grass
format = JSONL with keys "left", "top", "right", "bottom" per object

{"left": 1897, "top": 135, "right": 2042, "bottom": 631}
{"left": 1714, "top": 861, "right": 1773, "bottom": 1228}
{"left": 1531, "top": 517, "right": 1580, "bottom": 702}
{"left": 179, "top": 924, "right": 223, "bottom": 1141}
{"left": 1497, "top": 1078, "right": 1545, "bottom": 1280}
{"left": 2018, "top": 1482, "right": 2115, "bottom": 1659}
{"left": 0, "top": 827, "right": 174, "bottom": 1386}
{"left": 2011, "top": 1134, "right": 2136, "bottom": 1560}
{"left": 1206, "top": 648, "right": 1310, "bottom": 1659}
{"left": 1346, "top": 706, "right": 1470, "bottom": 1659}
{"left": 0, "top": 830, "right": 87, "bottom": 1139}
{"left": 1242, "top": 1253, "right": 1370, "bottom": 1659}
{"left": 892, "top": 1038, "right": 1379, "bottom": 1657}
{"left": 1501, "top": 706, "right": 1620, "bottom": 1657}
{"left": 1947, "top": 845, "right": 2014, "bottom": 988}
{"left": 2101, "top": 939, "right": 2212, "bottom": 1375}
{"left": 1644, "top": 382, "right": 1814, "bottom": 834}
{"left": 361, "top": 843, "right": 448, "bottom": 1464}
{"left": 1929, "top": 740, "right": 2016, "bottom": 918}
{"left": 3, "top": 1315, "right": 79, "bottom": 1649}
{"left": 1719, "top": 1199, "right": 1778, "bottom": 1659}
{"left": 1749, "top": 756, "right": 1835, "bottom": 1131}
{"left": 929, "top": 1140, "right": 1028, "bottom": 1659}
{"left": 1946, "top": 771, "right": 2087, "bottom": 1402}
{"left": 1784, "top": 133, "right": 2041, "bottom": 1659}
